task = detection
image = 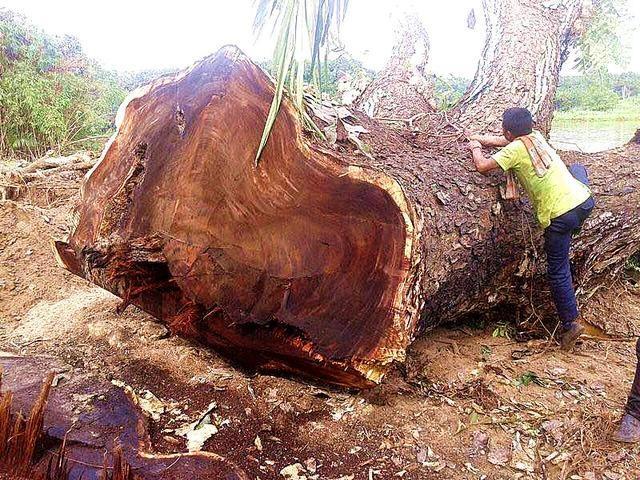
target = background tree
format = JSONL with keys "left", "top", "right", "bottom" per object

{"left": 451, "top": 0, "right": 591, "bottom": 133}
{"left": 574, "top": 0, "right": 631, "bottom": 75}
{"left": 355, "top": 3, "right": 435, "bottom": 120}
{"left": 256, "top": 0, "right": 634, "bottom": 135}
{"left": 0, "top": 9, "right": 126, "bottom": 159}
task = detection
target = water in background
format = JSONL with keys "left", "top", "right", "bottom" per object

{"left": 549, "top": 119, "right": 638, "bottom": 153}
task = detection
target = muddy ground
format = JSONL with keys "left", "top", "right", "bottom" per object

{"left": 1, "top": 161, "right": 639, "bottom": 479}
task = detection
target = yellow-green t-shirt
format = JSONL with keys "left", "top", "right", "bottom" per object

{"left": 491, "top": 131, "right": 591, "bottom": 229}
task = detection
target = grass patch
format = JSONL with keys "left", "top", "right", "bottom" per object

{"left": 554, "top": 98, "right": 640, "bottom": 122}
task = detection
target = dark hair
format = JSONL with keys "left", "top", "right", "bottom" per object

{"left": 502, "top": 108, "right": 533, "bottom": 137}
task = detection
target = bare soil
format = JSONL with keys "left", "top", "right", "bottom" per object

{"left": 1, "top": 166, "right": 639, "bottom": 479}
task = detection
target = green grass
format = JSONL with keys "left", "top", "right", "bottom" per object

{"left": 554, "top": 97, "right": 640, "bottom": 122}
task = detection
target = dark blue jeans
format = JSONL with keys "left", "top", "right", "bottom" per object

{"left": 626, "top": 339, "right": 640, "bottom": 420}
{"left": 543, "top": 164, "right": 595, "bottom": 328}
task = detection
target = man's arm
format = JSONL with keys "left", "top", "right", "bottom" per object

{"left": 468, "top": 140, "right": 500, "bottom": 175}
{"left": 467, "top": 133, "right": 510, "bottom": 148}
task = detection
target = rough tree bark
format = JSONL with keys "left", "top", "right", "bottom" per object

{"left": 452, "top": 0, "right": 592, "bottom": 133}
{"left": 53, "top": 46, "right": 640, "bottom": 388}
{"left": 356, "top": 3, "right": 436, "bottom": 122}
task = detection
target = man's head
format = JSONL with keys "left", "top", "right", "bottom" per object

{"left": 502, "top": 107, "right": 533, "bottom": 141}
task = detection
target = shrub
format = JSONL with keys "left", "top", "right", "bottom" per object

{"left": 0, "top": 8, "right": 126, "bottom": 159}
{"left": 434, "top": 75, "right": 470, "bottom": 111}
{"left": 581, "top": 82, "right": 620, "bottom": 111}
{"left": 555, "top": 74, "right": 628, "bottom": 112}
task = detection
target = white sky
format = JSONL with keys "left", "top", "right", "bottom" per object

{"left": 1, "top": 0, "right": 639, "bottom": 76}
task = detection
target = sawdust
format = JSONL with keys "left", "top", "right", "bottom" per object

{"left": 11, "top": 288, "right": 114, "bottom": 341}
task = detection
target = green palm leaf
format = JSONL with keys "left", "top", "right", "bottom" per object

{"left": 252, "top": 0, "right": 349, "bottom": 165}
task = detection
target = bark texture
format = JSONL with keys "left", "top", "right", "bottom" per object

{"left": 356, "top": 5, "right": 435, "bottom": 122}
{"left": 452, "top": 0, "right": 592, "bottom": 133}
{"left": 54, "top": 46, "right": 640, "bottom": 388}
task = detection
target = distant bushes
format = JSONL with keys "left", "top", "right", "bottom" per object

{"left": 433, "top": 75, "right": 470, "bottom": 110}
{"left": 259, "top": 53, "right": 375, "bottom": 103}
{"left": 555, "top": 73, "right": 640, "bottom": 112}
{"left": 0, "top": 9, "right": 126, "bottom": 159}
{"left": 117, "top": 67, "right": 179, "bottom": 92}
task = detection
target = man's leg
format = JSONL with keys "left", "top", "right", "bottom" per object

{"left": 614, "top": 338, "right": 640, "bottom": 443}
{"left": 544, "top": 221, "right": 579, "bottom": 326}
{"left": 626, "top": 339, "right": 640, "bottom": 419}
{"left": 569, "top": 162, "right": 596, "bottom": 215}
{"left": 544, "top": 213, "right": 583, "bottom": 348}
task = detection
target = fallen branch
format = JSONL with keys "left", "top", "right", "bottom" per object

{"left": 0, "top": 154, "right": 95, "bottom": 201}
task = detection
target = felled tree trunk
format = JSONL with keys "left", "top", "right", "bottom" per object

{"left": 54, "top": 46, "right": 640, "bottom": 388}
{"left": 451, "top": 0, "right": 592, "bottom": 133}
{"left": 54, "top": 47, "right": 419, "bottom": 388}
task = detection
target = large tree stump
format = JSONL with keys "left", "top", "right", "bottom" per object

{"left": 54, "top": 46, "right": 640, "bottom": 388}
{"left": 54, "top": 47, "right": 419, "bottom": 387}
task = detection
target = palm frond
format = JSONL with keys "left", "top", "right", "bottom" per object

{"left": 254, "top": 0, "right": 297, "bottom": 165}
{"left": 252, "top": 0, "right": 349, "bottom": 165}
{"left": 253, "top": 0, "right": 283, "bottom": 35}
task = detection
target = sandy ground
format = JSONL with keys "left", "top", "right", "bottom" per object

{"left": 1, "top": 167, "right": 640, "bottom": 479}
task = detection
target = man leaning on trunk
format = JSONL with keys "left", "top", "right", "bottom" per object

{"left": 466, "top": 107, "right": 640, "bottom": 443}
{"left": 467, "top": 107, "right": 594, "bottom": 349}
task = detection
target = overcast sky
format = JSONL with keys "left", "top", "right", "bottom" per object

{"left": 1, "top": 0, "right": 639, "bottom": 76}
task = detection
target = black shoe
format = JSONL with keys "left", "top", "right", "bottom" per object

{"left": 560, "top": 322, "right": 584, "bottom": 351}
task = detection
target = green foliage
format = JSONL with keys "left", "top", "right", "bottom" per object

{"left": 514, "top": 371, "right": 545, "bottom": 388}
{"left": 305, "top": 53, "right": 373, "bottom": 101}
{"left": 627, "top": 252, "right": 640, "bottom": 273}
{"left": 0, "top": 9, "right": 126, "bottom": 159}
{"left": 555, "top": 73, "right": 640, "bottom": 112}
{"left": 262, "top": 52, "right": 372, "bottom": 102}
{"left": 557, "top": 79, "right": 620, "bottom": 112}
{"left": 434, "top": 75, "right": 470, "bottom": 111}
{"left": 625, "top": 253, "right": 639, "bottom": 286}
{"left": 491, "top": 321, "right": 513, "bottom": 339}
{"left": 611, "top": 72, "right": 640, "bottom": 98}
{"left": 252, "top": 0, "right": 349, "bottom": 164}
{"left": 480, "top": 345, "right": 492, "bottom": 359}
{"left": 575, "top": 0, "right": 631, "bottom": 75}
{"left": 117, "top": 68, "right": 179, "bottom": 91}
{"left": 581, "top": 82, "right": 620, "bottom": 111}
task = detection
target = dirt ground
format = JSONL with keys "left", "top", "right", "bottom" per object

{"left": 1, "top": 163, "right": 640, "bottom": 479}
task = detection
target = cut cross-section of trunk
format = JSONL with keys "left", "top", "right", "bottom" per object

{"left": 54, "top": 46, "right": 420, "bottom": 388}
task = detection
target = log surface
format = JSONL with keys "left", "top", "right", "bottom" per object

{"left": 54, "top": 46, "right": 640, "bottom": 388}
